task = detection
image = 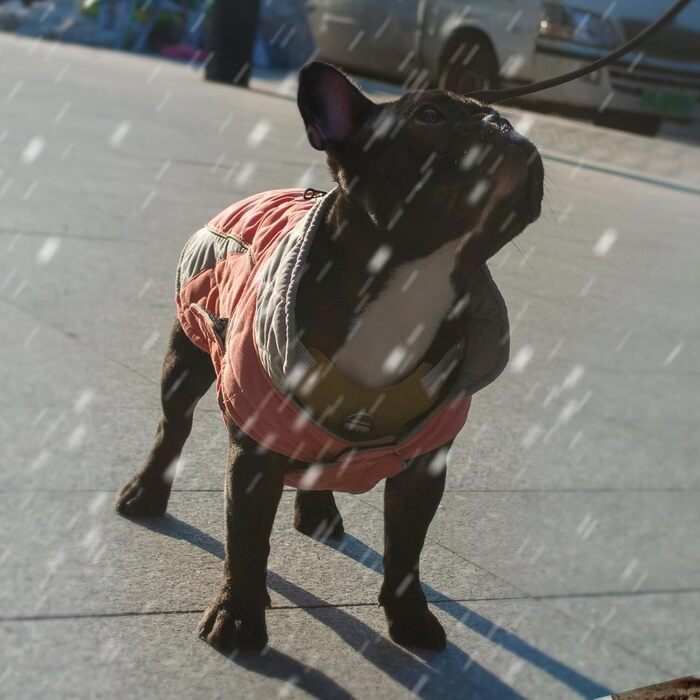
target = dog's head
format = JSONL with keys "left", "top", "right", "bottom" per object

{"left": 297, "top": 62, "right": 544, "bottom": 270}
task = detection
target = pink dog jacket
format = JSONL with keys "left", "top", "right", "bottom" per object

{"left": 176, "top": 189, "right": 510, "bottom": 494}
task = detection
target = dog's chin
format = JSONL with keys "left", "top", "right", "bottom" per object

{"left": 488, "top": 153, "right": 544, "bottom": 226}
{"left": 459, "top": 146, "right": 530, "bottom": 227}
{"left": 525, "top": 158, "right": 544, "bottom": 223}
{"left": 505, "top": 136, "right": 544, "bottom": 224}
{"left": 454, "top": 188, "right": 535, "bottom": 272}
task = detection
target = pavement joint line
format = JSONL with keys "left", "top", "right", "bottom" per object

{"left": 441, "top": 487, "right": 700, "bottom": 493}
{"left": 0, "top": 609, "right": 205, "bottom": 623}
{"left": 3, "top": 486, "right": 700, "bottom": 493}
{"left": 541, "top": 148, "right": 700, "bottom": 196}
{"left": 8, "top": 587, "right": 700, "bottom": 625}
{"left": 0, "top": 488, "right": 297, "bottom": 494}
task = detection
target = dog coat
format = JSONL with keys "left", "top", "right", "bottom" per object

{"left": 176, "top": 188, "right": 510, "bottom": 494}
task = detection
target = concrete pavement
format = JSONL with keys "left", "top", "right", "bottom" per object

{"left": 1, "top": 35, "right": 699, "bottom": 698}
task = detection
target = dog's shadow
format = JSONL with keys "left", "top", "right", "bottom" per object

{"left": 139, "top": 515, "right": 611, "bottom": 699}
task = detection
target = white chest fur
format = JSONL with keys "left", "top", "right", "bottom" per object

{"left": 332, "top": 241, "right": 458, "bottom": 388}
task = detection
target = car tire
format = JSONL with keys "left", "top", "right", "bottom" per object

{"left": 593, "top": 110, "right": 662, "bottom": 137}
{"left": 438, "top": 35, "right": 498, "bottom": 96}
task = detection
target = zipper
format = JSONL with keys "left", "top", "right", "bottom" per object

{"left": 204, "top": 225, "right": 250, "bottom": 251}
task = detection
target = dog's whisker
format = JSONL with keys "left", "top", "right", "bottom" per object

{"left": 511, "top": 239, "right": 537, "bottom": 273}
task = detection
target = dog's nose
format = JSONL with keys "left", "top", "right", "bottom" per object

{"left": 481, "top": 113, "right": 513, "bottom": 134}
{"left": 498, "top": 117, "right": 513, "bottom": 133}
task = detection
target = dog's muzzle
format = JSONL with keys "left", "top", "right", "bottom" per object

{"left": 473, "top": 115, "right": 544, "bottom": 223}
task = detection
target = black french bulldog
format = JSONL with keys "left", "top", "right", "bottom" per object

{"left": 116, "top": 62, "right": 544, "bottom": 653}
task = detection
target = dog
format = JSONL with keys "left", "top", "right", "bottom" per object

{"left": 116, "top": 61, "right": 544, "bottom": 653}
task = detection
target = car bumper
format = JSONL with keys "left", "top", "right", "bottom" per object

{"left": 520, "top": 41, "right": 700, "bottom": 122}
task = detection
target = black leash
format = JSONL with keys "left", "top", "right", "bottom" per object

{"left": 469, "top": 0, "right": 695, "bottom": 104}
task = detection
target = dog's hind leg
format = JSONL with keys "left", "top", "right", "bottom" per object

{"left": 116, "top": 318, "right": 215, "bottom": 517}
{"left": 293, "top": 490, "right": 344, "bottom": 540}
{"left": 379, "top": 443, "right": 451, "bottom": 651}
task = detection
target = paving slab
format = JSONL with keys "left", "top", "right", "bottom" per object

{"left": 549, "top": 592, "right": 700, "bottom": 680}
{"left": 0, "top": 490, "right": 517, "bottom": 618}
{"left": 0, "top": 36, "right": 327, "bottom": 238}
{"left": 0, "top": 402, "right": 228, "bottom": 491}
{"left": 360, "top": 491, "right": 700, "bottom": 598}
{"left": 445, "top": 159, "right": 698, "bottom": 492}
{"left": 448, "top": 366, "right": 699, "bottom": 492}
{"left": 0, "top": 597, "right": 656, "bottom": 700}
{"left": 0, "top": 301, "right": 154, "bottom": 411}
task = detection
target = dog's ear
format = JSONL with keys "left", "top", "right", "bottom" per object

{"left": 297, "top": 62, "right": 376, "bottom": 151}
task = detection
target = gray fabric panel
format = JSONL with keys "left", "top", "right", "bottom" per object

{"left": 254, "top": 191, "right": 336, "bottom": 393}
{"left": 252, "top": 187, "right": 510, "bottom": 405}
{"left": 447, "top": 266, "right": 511, "bottom": 399}
{"left": 176, "top": 227, "right": 247, "bottom": 293}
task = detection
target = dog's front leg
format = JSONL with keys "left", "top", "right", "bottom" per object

{"left": 198, "top": 431, "right": 285, "bottom": 653}
{"left": 379, "top": 444, "right": 451, "bottom": 651}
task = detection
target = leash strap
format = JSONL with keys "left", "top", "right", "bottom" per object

{"left": 469, "top": 0, "right": 695, "bottom": 104}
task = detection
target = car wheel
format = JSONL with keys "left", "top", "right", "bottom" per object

{"left": 438, "top": 37, "right": 498, "bottom": 96}
{"left": 593, "top": 111, "right": 662, "bottom": 137}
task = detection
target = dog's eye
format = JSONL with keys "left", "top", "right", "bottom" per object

{"left": 413, "top": 106, "right": 444, "bottom": 125}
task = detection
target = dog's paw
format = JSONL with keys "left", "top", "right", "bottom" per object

{"left": 293, "top": 492, "right": 344, "bottom": 540}
{"left": 115, "top": 472, "right": 171, "bottom": 517}
{"left": 384, "top": 606, "right": 447, "bottom": 651}
{"left": 198, "top": 594, "right": 268, "bottom": 653}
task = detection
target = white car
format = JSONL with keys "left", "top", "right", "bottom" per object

{"left": 307, "top": 0, "right": 541, "bottom": 95}
{"left": 307, "top": 0, "right": 700, "bottom": 135}
{"left": 526, "top": 0, "right": 700, "bottom": 134}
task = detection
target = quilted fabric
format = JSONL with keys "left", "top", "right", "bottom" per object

{"left": 176, "top": 189, "right": 510, "bottom": 493}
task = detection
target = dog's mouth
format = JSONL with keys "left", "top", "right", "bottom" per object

{"left": 457, "top": 130, "right": 544, "bottom": 225}
{"left": 509, "top": 135, "right": 544, "bottom": 224}
{"left": 446, "top": 128, "right": 544, "bottom": 270}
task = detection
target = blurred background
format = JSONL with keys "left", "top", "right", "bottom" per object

{"left": 1, "top": 0, "right": 699, "bottom": 138}
{"left": 1, "top": 2, "right": 699, "bottom": 699}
